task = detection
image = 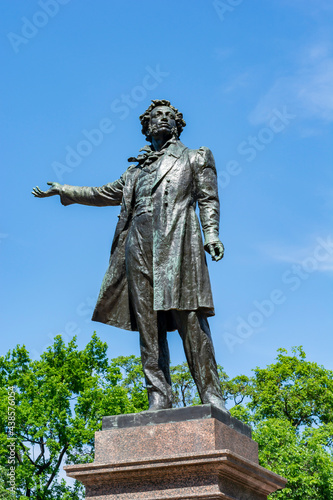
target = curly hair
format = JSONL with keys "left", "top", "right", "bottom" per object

{"left": 139, "top": 99, "right": 186, "bottom": 141}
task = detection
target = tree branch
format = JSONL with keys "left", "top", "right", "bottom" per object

{"left": 35, "top": 437, "right": 45, "bottom": 464}
{"left": 18, "top": 441, "right": 35, "bottom": 466}
{"left": 44, "top": 443, "right": 69, "bottom": 491}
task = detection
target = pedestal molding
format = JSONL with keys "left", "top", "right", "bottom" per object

{"left": 65, "top": 449, "right": 286, "bottom": 495}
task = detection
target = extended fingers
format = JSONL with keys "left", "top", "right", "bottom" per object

{"left": 32, "top": 186, "right": 46, "bottom": 197}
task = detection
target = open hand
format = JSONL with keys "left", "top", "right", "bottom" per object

{"left": 32, "top": 182, "right": 62, "bottom": 198}
{"left": 207, "top": 241, "right": 224, "bottom": 262}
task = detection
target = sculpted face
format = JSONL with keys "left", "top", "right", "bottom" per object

{"left": 149, "top": 106, "right": 176, "bottom": 140}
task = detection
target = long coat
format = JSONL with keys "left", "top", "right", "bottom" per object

{"left": 59, "top": 140, "right": 221, "bottom": 331}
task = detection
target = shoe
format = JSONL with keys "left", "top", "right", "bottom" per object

{"left": 147, "top": 392, "right": 172, "bottom": 411}
{"left": 148, "top": 404, "right": 170, "bottom": 411}
{"left": 205, "top": 395, "right": 230, "bottom": 414}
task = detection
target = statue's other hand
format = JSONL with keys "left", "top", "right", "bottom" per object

{"left": 207, "top": 241, "right": 224, "bottom": 262}
{"left": 32, "top": 182, "right": 62, "bottom": 198}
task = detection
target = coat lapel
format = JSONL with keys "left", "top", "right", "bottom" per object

{"left": 152, "top": 141, "right": 187, "bottom": 190}
{"left": 122, "top": 166, "right": 141, "bottom": 213}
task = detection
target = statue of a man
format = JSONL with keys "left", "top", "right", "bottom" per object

{"left": 32, "top": 99, "right": 228, "bottom": 412}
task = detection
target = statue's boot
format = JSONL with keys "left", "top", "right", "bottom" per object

{"left": 203, "top": 393, "right": 230, "bottom": 414}
{"left": 147, "top": 391, "right": 172, "bottom": 411}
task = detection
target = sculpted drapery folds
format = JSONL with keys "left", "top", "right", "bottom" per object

{"left": 32, "top": 99, "right": 227, "bottom": 412}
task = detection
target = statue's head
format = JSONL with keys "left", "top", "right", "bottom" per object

{"left": 139, "top": 99, "right": 186, "bottom": 142}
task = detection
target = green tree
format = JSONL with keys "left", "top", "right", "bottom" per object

{"left": 249, "top": 347, "right": 333, "bottom": 428}
{"left": 230, "top": 347, "right": 333, "bottom": 500}
{"left": 0, "top": 466, "right": 15, "bottom": 499}
{"left": 170, "top": 361, "right": 251, "bottom": 408}
{"left": 170, "top": 363, "right": 197, "bottom": 407}
{"left": 0, "top": 334, "right": 148, "bottom": 499}
{"left": 254, "top": 419, "right": 333, "bottom": 499}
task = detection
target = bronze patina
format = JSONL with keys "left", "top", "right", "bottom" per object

{"left": 32, "top": 99, "right": 227, "bottom": 412}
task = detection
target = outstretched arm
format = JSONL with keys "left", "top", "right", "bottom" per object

{"left": 32, "top": 174, "right": 126, "bottom": 207}
{"left": 192, "top": 147, "right": 224, "bottom": 262}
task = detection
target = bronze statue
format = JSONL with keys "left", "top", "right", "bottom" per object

{"left": 32, "top": 99, "right": 228, "bottom": 412}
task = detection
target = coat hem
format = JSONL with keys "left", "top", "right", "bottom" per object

{"left": 91, "top": 305, "right": 215, "bottom": 332}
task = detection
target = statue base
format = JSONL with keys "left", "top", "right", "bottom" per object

{"left": 64, "top": 405, "right": 286, "bottom": 499}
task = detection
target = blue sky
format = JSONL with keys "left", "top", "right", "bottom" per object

{"left": 1, "top": 0, "right": 333, "bottom": 383}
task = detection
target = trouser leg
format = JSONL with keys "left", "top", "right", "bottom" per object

{"left": 126, "top": 215, "right": 172, "bottom": 409}
{"left": 172, "top": 310, "right": 228, "bottom": 410}
{"left": 139, "top": 312, "right": 172, "bottom": 408}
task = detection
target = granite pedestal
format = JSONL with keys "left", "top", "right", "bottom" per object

{"left": 64, "top": 405, "right": 286, "bottom": 499}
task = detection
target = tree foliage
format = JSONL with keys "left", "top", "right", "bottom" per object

{"left": 249, "top": 347, "right": 333, "bottom": 428}
{"left": 254, "top": 419, "right": 333, "bottom": 499}
{"left": 230, "top": 347, "right": 333, "bottom": 499}
{"left": 0, "top": 334, "right": 148, "bottom": 499}
{"left": 0, "top": 466, "right": 14, "bottom": 499}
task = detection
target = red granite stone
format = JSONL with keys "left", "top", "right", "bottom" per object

{"left": 65, "top": 450, "right": 286, "bottom": 499}
{"left": 64, "top": 409, "right": 286, "bottom": 499}
{"left": 94, "top": 417, "right": 258, "bottom": 464}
